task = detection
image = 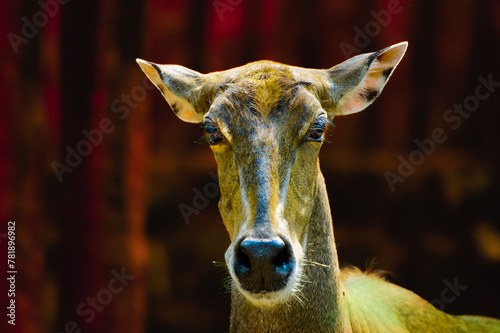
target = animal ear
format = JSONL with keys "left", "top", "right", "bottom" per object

{"left": 136, "top": 59, "right": 206, "bottom": 123}
{"left": 324, "top": 42, "right": 407, "bottom": 117}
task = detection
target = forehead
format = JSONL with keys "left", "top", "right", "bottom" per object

{"left": 207, "top": 61, "right": 321, "bottom": 125}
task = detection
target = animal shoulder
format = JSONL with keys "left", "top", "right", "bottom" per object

{"left": 342, "top": 270, "right": 500, "bottom": 332}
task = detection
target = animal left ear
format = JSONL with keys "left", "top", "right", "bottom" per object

{"left": 324, "top": 42, "right": 407, "bottom": 117}
{"left": 136, "top": 59, "right": 207, "bottom": 123}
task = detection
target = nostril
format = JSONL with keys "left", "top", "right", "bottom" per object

{"left": 236, "top": 246, "right": 251, "bottom": 272}
{"left": 273, "top": 246, "right": 291, "bottom": 268}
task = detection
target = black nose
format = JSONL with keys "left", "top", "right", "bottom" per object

{"left": 234, "top": 236, "right": 294, "bottom": 293}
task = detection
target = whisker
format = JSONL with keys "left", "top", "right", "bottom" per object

{"left": 303, "top": 258, "right": 330, "bottom": 268}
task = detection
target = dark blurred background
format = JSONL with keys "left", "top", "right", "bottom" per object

{"left": 1, "top": 0, "right": 500, "bottom": 332}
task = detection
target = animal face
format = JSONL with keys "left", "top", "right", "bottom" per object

{"left": 203, "top": 65, "right": 332, "bottom": 303}
{"left": 137, "top": 42, "right": 407, "bottom": 306}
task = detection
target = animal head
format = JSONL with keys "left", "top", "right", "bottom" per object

{"left": 137, "top": 42, "right": 407, "bottom": 306}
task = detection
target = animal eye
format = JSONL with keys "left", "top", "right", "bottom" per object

{"left": 306, "top": 117, "right": 333, "bottom": 142}
{"left": 197, "top": 122, "right": 224, "bottom": 145}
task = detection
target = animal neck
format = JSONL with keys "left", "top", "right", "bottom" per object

{"left": 229, "top": 169, "right": 350, "bottom": 333}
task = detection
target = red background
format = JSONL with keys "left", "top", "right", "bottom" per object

{"left": 1, "top": 0, "right": 500, "bottom": 332}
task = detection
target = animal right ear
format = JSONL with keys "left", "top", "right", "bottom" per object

{"left": 136, "top": 59, "right": 207, "bottom": 123}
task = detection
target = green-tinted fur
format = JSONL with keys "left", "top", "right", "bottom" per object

{"left": 343, "top": 271, "right": 500, "bottom": 332}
